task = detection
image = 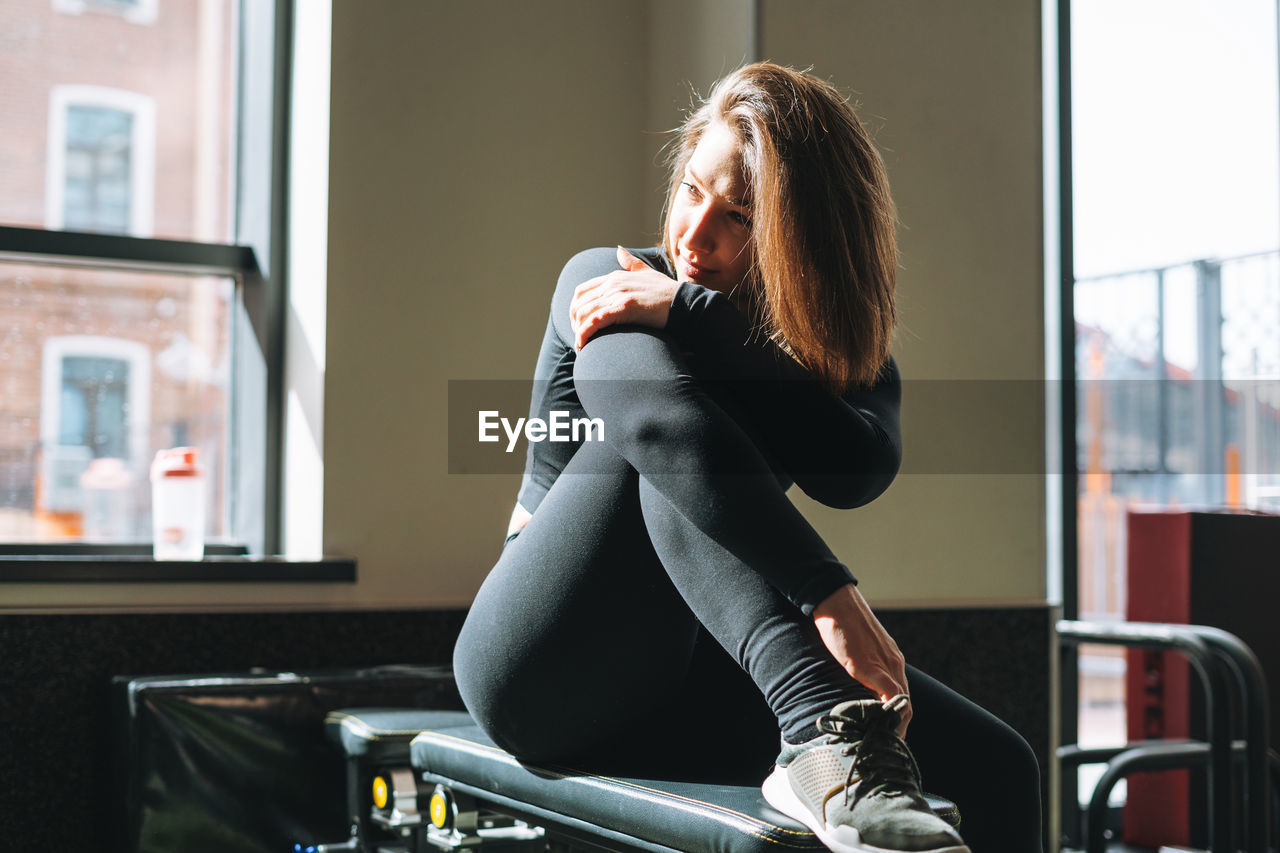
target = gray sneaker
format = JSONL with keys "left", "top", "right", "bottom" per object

{"left": 761, "top": 696, "right": 969, "bottom": 853}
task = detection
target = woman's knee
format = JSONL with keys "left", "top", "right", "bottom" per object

{"left": 944, "top": 706, "right": 1038, "bottom": 781}
{"left": 906, "top": 668, "right": 1041, "bottom": 789}
{"left": 452, "top": 621, "right": 498, "bottom": 731}
{"left": 572, "top": 325, "right": 677, "bottom": 384}
{"left": 1003, "top": 725, "right": 1043, "bottom": 809}
{"left": 573, "top": 330, "right": 706, "bottom": 459}
{"left": 453, "top": 627, "right": 557, "bottom": 760}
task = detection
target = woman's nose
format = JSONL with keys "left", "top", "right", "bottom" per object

{"left": 683, "top": 205, "right": 716, "bottom": 253}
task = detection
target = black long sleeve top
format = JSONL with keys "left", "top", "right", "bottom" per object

{"left": 515, "top": 246, "right": 902, "bottom": 607}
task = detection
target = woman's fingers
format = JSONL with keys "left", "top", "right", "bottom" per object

{"left": 570, "top": 279, "right": 613, "bottom": 349}
{"left": 570, "top": 278, "right": 602, "bottom": 347}
{"left": 573, "top": 304, "right": 608, "bottom": 350}
{"left": 855, "top": 661, "right": 913, "bottom": 734}
{"left": 569, "top": 254, "right": 679, "bottom": 349}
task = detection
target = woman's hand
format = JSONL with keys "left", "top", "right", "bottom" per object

{"left": 569, "top": 246, "right": 680, "bottom": 350}
{"left": 506, "top": 502, "right": 531, "bottom": 538}
{"left": 812, "top": 582, "right": 912, "bottom": 737}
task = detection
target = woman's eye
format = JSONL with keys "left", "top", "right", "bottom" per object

{"left": 681, "top": 181, "right": 700, "bottom": 198}
{"left": 730, "top": 211, "right": 753, "bottom": 229}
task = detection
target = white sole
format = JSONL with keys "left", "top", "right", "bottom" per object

{"left": 761, "top": 766, "right": 971, "bottom": 853}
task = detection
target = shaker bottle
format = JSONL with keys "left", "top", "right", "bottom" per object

{"left": 151, "top": 447, "right": 205, "bottom": 560}
{"left": 80, "top": 457, "right": 135, "bottom": 541}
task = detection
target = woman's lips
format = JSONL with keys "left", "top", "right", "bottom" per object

{"left": 679, "top": 255, "right": 715, "bottom": 281}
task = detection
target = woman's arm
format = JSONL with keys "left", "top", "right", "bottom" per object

{"left": 567, "top": 249, "right": 902, "bottom": 509}
{"left": 813, "top": 582, "right": 912, "bottom": 735}
{"left": 514, "top": 301, "right": 587, "bottom": 517}
{"left": 663, "top": 281, "right": 902, "bottom": 510}
{"left": 565, "top": 248, "right": 911, "bottom": 721}
{"left": 516, "top": 246, "right": 665, "bottom": 518}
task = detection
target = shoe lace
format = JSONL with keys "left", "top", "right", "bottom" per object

{"left": 816, "top": 707, "right": 924, "bottom": 805}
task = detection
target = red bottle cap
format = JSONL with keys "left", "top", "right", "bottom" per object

{"left": 152, "top": 447, "right": 202, "bottom": 478}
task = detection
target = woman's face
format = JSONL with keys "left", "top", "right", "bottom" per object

{"left": 666, "top": 121, "right": 754, "bottom": 292}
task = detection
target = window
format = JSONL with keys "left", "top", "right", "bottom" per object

{"left": 51, "top": 0, "right": 159, "bottom": 27}
{"left": 1057, "top": 0, "right": 1280, "bottom": 821}
{"left": 46, "top": 87, "right": 156, "bottom": 237}
{"left": 64, "top": 106, "right": 133, "bottom": 233}
{"left": 43, "top": 336, "right": 151, "bottom": 462}
{"left": 0, "top": 0, "right": 288, "bottom": 559}
{"left": 32, "top": 336, "right": 150, "bottom": 535}
{"left": 61, "top": 356, "right": 131, "bottom": 454}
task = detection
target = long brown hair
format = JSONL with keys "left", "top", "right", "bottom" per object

{"left": 662, "top": 62, "right": 897, "bottom": 392}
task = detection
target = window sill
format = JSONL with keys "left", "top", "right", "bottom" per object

{"left": 0, "top": 555, "right": 356, "bottom": 583}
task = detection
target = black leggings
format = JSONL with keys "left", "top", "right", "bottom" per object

{"left": 454, "top": 327, "right": 1042, "bottom": 852}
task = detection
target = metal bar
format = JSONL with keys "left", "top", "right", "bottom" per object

{"left": 1156, "top": 269, "right": 1170, "bottom": 495}
{"left": 1074, "top": 247, "right": 1280, "bottom": 284}
{"left": 1084, "top": 742, "right": 1215, "bottom": 853}
{"left": 1195, "top": 627, "right": 1272, "bottom": 853}
{"left": 1058, "top": 738, "right": 1209, "bottom": 768}
{"left": 1195, "top": 260, "right": 1225, "bottom": 504}
{"left": 1062, "top": 738, "right": 1263, "bottom": 768}
{"left": 1058, "top": 620, "right": 1233, "bottom": 852}
{"left": 0, "top": 224, "right": 259, "bottom": 277}
{"left": 1080, "top": 744, "right": 1280, "bottom": 852}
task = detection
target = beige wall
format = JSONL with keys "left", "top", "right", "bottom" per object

{"left": 760, "top": 0, "right": 1047, "bottom": 604}
{"left": 644, "top": 0, "right": 756, "bottom": 232}
{"left": 321, "top": 0, "right": 771, "bottom": 610}
{"left": 321, "top": 0, "right": 656, "bottom": 607}
{"left": 5, "top": 0, "right": 1046, "bottom": 610}
{"left": 322, "top": 0, "right": 1046, "bottom": 609}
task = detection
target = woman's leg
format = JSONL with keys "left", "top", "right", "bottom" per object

{"left": 453, "top": 419, "right": 860, "bottom": 766}
{"left": 572, "top": 326, "right": 1044, "bottom": 844}
{"left": 457, "top": 319, "right": 872, "bottom": 763}
{"left": 573, "top": 328, "right": 856, "bottom": 620}
{"left": 906, "top": 666, "right": 1044, "bottom": 853}
{"left": 635, "top": 474, "right": 875, "bottom": 742}
{"left": 572, "top": 326, "right": 876, "bottom": 743}
{"left": 453, "top": 438, "right": 701, "bottom": 763}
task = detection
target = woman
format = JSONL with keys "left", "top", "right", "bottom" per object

{"left": 454, "top": 62, "right": 1042, "bottom": 853}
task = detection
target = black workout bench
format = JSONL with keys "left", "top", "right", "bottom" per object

{"left": 320, "top": 707, "right": 962, "bottom": 853}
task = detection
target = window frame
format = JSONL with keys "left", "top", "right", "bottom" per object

{"left": 0, "top": 0, "right": 292, "bottom": 564}
{"left": 0, "top": 227, "right": 267, "bottom": 558}
{"left": 1048, "top": 0, "right": 1082, "bottom": 825}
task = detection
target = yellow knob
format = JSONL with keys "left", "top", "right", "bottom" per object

{"left": 371, "top": 775, "right": 388, "bottom": 810}
{"left": 429, "top": 790, "right": 449, "bottom": 829}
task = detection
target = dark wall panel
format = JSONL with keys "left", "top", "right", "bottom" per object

{"left": 0, "top": 605, "right": 1049, "bottom": 849}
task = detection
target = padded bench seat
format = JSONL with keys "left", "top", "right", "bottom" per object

{"left": 327, "top": 708, "right": 474, "bottom": 762}
{"left": 325, "top": 708, "right": 961, "bottom": 853}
